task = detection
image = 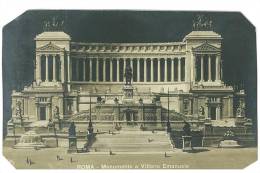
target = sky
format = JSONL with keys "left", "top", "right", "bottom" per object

{"left": 2, "top": 10, "right": 257, "bottom": 136}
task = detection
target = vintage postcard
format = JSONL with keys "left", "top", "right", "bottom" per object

{"left": 2, "top": 10, "right": 257, "bottom": 169}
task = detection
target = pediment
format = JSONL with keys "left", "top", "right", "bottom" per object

{"left": 37, "top": 42, "right": 63, "bottom": 51}
{"left": 192, "top": 42, "right": 220, "bottom": 52}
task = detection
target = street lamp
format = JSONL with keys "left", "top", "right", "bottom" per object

{"left": 167, "top": 88, "right": 172, "bottom": 133}
{"left": 87, "top": 95, "right": 93, "bottom": 134}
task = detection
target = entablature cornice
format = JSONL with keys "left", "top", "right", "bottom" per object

{"left": 70, "top": 42, "right": 187, "bottom": 54}
{"left": 70, "top": 52, "right": 187, "bottom": 59}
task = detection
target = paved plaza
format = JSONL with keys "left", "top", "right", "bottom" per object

{"left": 3, "top": 147, "right": 257, "bottom": 169}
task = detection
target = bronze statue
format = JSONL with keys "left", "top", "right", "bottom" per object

{"left": 53, "top": 106, "right": 60, "bottom": 120}
{"left": 68, "top": 122, "right": 76, "bottom": 137}
{"left": 43, "top": 16, "right": 64, "bottom": 31}
{"left": 199, "top": 106, "right": 205, "bottom": 116}
{"left": 192, "top": 14, "right": 213, "bottom": 31}
{"left": 124, "top": 64, "right": 132, "bottom": 85}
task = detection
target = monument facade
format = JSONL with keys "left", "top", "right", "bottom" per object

{"left": 6, "top": 16, "right": 250, "bottom": 146}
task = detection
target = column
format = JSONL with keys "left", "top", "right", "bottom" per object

{"left": 194, "top": 55, "right": 196, "bottom": 82}
{"left": 45, "top": 55, "right": 49, "bottom": 82}
{"left": 76, "top": 59, "right": 79, "bottom": 81}
{"left": 216, "top": 105, "right": 221, "bottom": 120}
{"left": 151, "top": 59, "right": 154, "bottom": 82}
{"left": 103, "top": 58, "right": 106, "bottom": 82}
{"left": 216, "top": 55, "right": 220, "bottom": 81}
{"left": 130, "top": 59, "right": 133, "bottom": 83}
{"left": 200, "top": 56, "right": 204, "bottom": 82}
{"left": 36, "top": 54, "right": 41, "bottom": 81}
{"left": 208, "top": 55, "right": 211, "bottom": 81}
{"left": 53, "top": 56, "right": 56, "bottom": 82}
{"left": 164, "top": 58, "right": 167, "bottom": 82}
{"left": 83, "top": 59, "right": 86, "bottom": 81}
{"left": 89, "top": 58, "right": 92, "bottom": 82}
{"left": 123, "top": 59, "right": 126, "bottom": 82}
{"left": 67, "top": 54, "right": 71, "bottom": 82}
{"left": 137, "top": 58, "right": 140, "bottom": 82}
{"left": 158, "top": 59, "right": 161, "bottom": 82}
{"left": 96, "top": 59, "right": 99, "bottom": 82}
{"left": 117, "top": 58, "right": 120, "bottom": 82}
{"left": 178, "top": 58, "right": 181, "bottom": 82}
{"left": 60, "top": 53, "right": 65, "bottom": 82}
{"left": 144, "top": 58, "right": 147, "bottom": 82}
{"left": 171, "top": 58, "right": 174, "bottom": 82}
{"left": 110, "top": 58, "right": 113, "bottom": 81}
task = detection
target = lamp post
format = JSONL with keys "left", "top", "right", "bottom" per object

{"left": 13, "top": 122, "right": 17, "bottom": 145}
{"left": 53, "top": 122, "right": 59, "bottom": 147}
{"left": 167, "top": 88, "right": 172, "bottom": 133}
{"left": 87, "top": 95, "right": 93, "bottom": 134}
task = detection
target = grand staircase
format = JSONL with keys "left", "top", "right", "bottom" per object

{"left": 89, "top": 126, "right": 173, "bottom": 153}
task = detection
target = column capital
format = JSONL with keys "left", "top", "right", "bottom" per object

{"left": 36, "top": 52, "right": 41, "bottom": 56}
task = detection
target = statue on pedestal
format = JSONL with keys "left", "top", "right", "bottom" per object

{"left": 16, "top": 100, "right": 23, "bottom": 126}
{"left": 199, "top": 106, "right": 205, "bottom": 116}
{"left": 122, "top": 64, "right": 134, "bottom": 103}
{"left": 53, "top": 106, "right": 61, "bottom": 130}
{"left": 124, "top": 64, "right": 132, "bottom": 85}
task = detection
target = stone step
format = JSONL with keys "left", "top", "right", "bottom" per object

{"left": 96, "top": 138, "right": 169, "bottom": 143}
{"left": 90, "top": 130, "right": 173, "bottom": 152}
{"left": 91, "top": 145, "right": 172, "bottom": 152}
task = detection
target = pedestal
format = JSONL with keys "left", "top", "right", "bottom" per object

{"left": 219, "top": 140, "right": 241, "bottom": 148}
{"left": 204, "top": 122, "right": 213, "bottom": 136}
{"left": 235, "top": 116, "right": 246, "bottom": 126}
{"left": 182, "top": 136, "right": 192, "bottom": 152}
{"left": 122, "top": 85, "right": 134, "bottom": 103}
{"left": 67, "top": 136, "right": 77, "bottom": 153}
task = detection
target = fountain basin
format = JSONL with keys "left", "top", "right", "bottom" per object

{"left": 13, "top": 130, "right": 46, "bottom": 149}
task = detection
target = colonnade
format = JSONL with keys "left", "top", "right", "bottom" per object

{"left": 35, "top": 53, "right": 63, "bottom": 82}
{"left": 195, "top": 54, "right": 221, "bottom": 82}
{"left": 71, "top": 57, "right": 186, "bottom": 83}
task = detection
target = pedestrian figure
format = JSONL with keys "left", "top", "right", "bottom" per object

{"left": 70, "top": 157, "right": 73, "bottom": 163}
{"left": 97, "top": 129, "right": 99, "bottom": 133}
{"left": 29, "top": 159, "right": 32, "bottom": 165}
{"left": 26, "top": 157, "right": 29, "bottom": 164}
{"left": 109, "top": 149, "right": 112, "bottom": 155}
{"left": 109, "top": 130, "right": 110, "bottom": 134}
{"left": 164, "top": 152, "right": 167, "bottom": 158}
{"left": 56, "top": 155, "right": 59, "bottom": 161}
